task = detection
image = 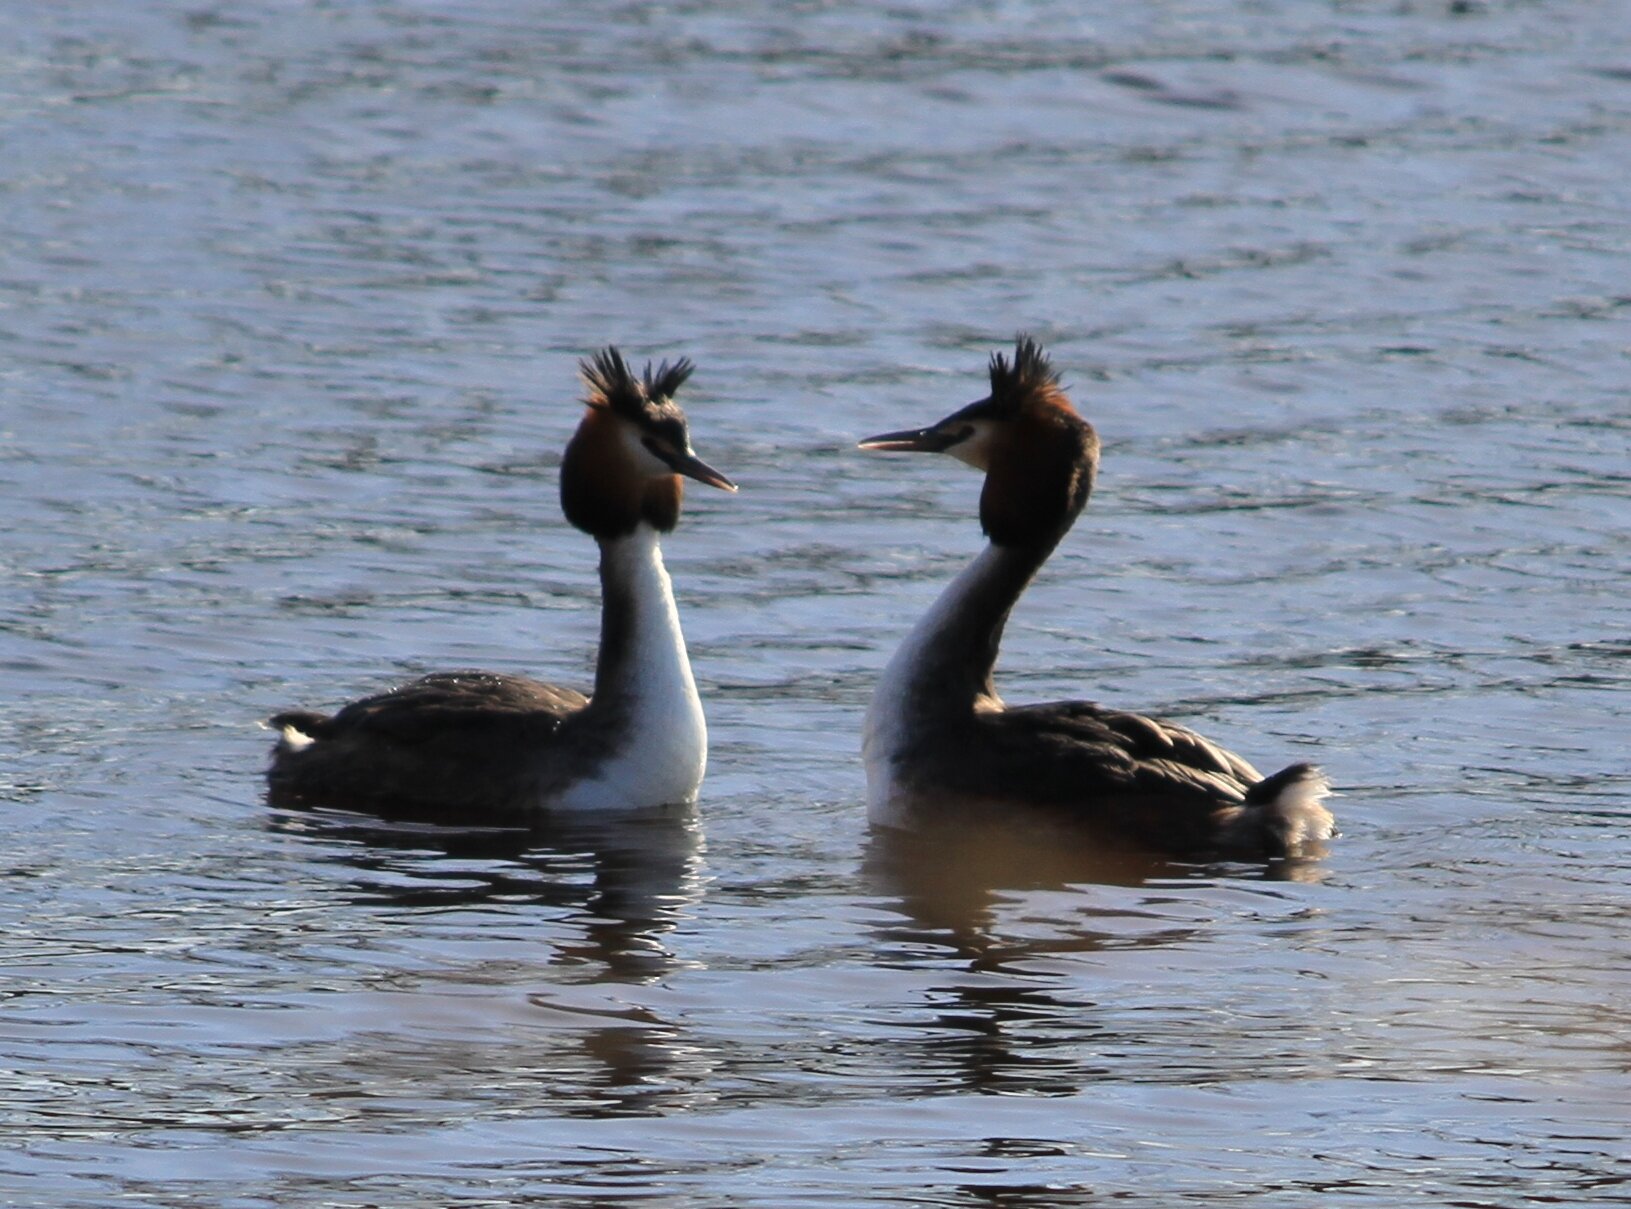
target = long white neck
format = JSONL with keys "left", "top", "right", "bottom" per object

{"left": 557, "top": 525, "right": 707, "bottom": 810}
{"left": 863, "top": 541, "right": 1046, "bottom": 825}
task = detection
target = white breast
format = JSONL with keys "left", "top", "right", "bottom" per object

{"left": 554, "top": 528, "right": 708, "bottom": 811}
{"left": 863, "top": 544, "right": 1006, "bottom": 828}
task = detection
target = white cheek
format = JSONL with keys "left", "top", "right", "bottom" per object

{"left": 947, "top": 421, "right": 995, "bottom": 470}
{"left": 618, "top": 423, "right": 676, "bottom": 477}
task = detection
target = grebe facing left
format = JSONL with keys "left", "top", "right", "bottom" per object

{"left": 266, "top": 347, "right": 736, "bottom": 821}
{"left": 859, "top": 337, "right": 1333, "bottom": 859}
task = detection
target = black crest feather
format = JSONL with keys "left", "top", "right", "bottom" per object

{"left": 987, "top": 334, "right": 1061, "bottom": 412}
{"left": 579, "top": 346, "right": 693, "bottom": 419}
{"left": 580, "top": 346, "right": 641, "bottom": 415}
{"left": 644, "top": 357, "right": 694, "bottom": 403}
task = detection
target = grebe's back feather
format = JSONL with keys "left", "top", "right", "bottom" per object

{"left": 970, "top": 702, "right": 1331, "bottom": 856}
{"left": 268, "top": 672, "right": 596, "bottom": 818}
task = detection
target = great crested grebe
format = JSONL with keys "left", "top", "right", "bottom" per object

{"left": 859, "top": 337, "right": 1333, "bottom": 858}
{"left": 266, "top": 347, "right": 736, "bottom": 820}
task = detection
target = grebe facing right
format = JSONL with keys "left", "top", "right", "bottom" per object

{"left": 859, "top": 337, "right": 1333, "bottom": 859}
{"left": 266, "top": 347, "right": 736, "bottom": 821}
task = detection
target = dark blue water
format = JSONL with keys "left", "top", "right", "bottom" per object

{"left": 3, "top": 1, "right": 1628, "bottom": 1204}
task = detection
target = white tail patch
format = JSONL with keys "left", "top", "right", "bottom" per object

{"left": 277, "top": 724, "right": 317, "bottom": 753}
{"left": 1266, "top": 769, "right": 1336, "bottom": 849}
{"left": 1276, "top": 767, "right": 1333, "bottom": 809}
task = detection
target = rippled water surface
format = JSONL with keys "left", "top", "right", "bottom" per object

{"left": 4, "top": 1, "right": 1629, "bottom": 1204}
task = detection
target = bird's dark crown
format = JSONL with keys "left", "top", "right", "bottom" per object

{"left": 579, "top": 346, "right": 694, "bottom": 435}
{"left": 984, "top": 335, "right": 1063, "bottom": 416}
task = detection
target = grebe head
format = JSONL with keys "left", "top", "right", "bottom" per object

{"left": 860, "top": 335, "right": 1099, "bottom": 548}
{"left": 561, "top": 346, "right": 736, "bottom": 540}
